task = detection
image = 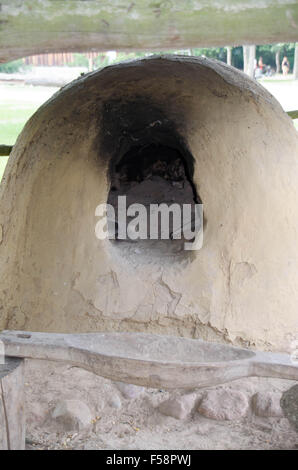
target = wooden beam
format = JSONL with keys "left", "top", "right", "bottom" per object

{"left": 1, "top": 330, "right": 298, "bottom": 390}
{"left": 0, "top": 145, "right": 13, "bottom": 156}
{"left": 0, "top": 1, "right": 298, "bottom": 62}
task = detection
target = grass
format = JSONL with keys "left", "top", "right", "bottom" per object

{"left": 0, "top": 104, "right": 36, "bottom": 145}
{"left": 0, "top": 80, "right": 297, "bottom": 180}
{"left": 0, "top": 157, "right": 8, "bottom": 179}
{"left": 0, "top": 83, "right": 57, "bottom": 180}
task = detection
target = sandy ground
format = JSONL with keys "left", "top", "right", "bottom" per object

{"left": 24, "top": 359, "right": 298, "bottom": 450}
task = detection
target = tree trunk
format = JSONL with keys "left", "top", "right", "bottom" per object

{"left": 226, "top": 46, "right": 232, "bottom": 66}
{"left": 0, "top": 357, "right": 25, "bottom": 450}
{"left": 243, "top": 45, "right": 255, "bottom": 78}
{"left": 294, "top": 43, "right": 298, "bottom": 80}
{"left": 243, "top": 46, "right": 248, "bottom": 73}
{"left": 88, "top": 56, "right": 93, "bottom": 72}
{"left": 275, "top": 50, "right": 280, "bottom": 74}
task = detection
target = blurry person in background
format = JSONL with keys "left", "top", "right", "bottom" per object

{"left": 258, "top": 56, "right": 264, "bottom": 71}
{"left": 282, "top": 56, "right": 290, "bottom": 76}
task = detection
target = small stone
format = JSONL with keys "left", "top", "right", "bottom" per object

{"left": 252, "top": 392, "right": 283, "bottom": 418}
{"left": 108, "top": 394, "right": 122, "bottom": 409}
{"left": 26, "top": 402, "right": 47, "bottom": 427}
{"left": 280, "top": 384, "right": 298, "bottom": 432}
{"left": 51, "top": 399, "right": 92, "bottom": 431}
{"left": 197, "top": 389, "right": 249, "bottom": 421}
{"left": 158, "top": 392, "right": 198, "bottom": 420}
{"left": 114, "top": 381, "right": 145, "bottom": 399}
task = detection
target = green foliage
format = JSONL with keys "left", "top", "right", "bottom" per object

{"left": 68, "top": 45, "right": 296, "bottom": 74}
{"left": 189, "top": 43, "right": 295, "bottom": 72}
{"left": 94, "top": 51, "right": 149, "bottom": 69}
{"left": 191, "top": 47, "right": 227, "bottom": 62}
{"left": 67, "top": 53, "right": 89, "bottom": 67}
{"left": 257, "top": 43, "right": 295, "bottom": 71}
{"left": 190, "top": 43, "right": 295, "bottom": 73}
{"left": 0, "top": 59, "right": 24, "bottom": 74}
{"left": 68, "top": 51, "right": 149, "bottom": 70}
{"left": 231, "top": 47, "right": 243, "bottom": 70}
{"left": 93, "top": 54, "right": 110, "bottom": 69}
{"left": 270, "top": 43, "right": 283, "bottom": 53}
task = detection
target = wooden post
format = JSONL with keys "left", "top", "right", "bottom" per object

{"left": 294, "top": 43, "right": 298, "bottom": 80}
{"left": 0, "top": 145, "right": 13, "bottom": 156}
{"left": 243, "top": 45, "right": 256, "bottom": 78}
{"left": 275, "top": 49, "right": 280, "bottom": 74}
{"left": 1, "top": 1, "right": 298, "bottom": 63}
{"left": 226, "top": 46, "right": 232, "bottom": 66}
{"left": 0, "top": 357, "right": 25, "bottom": 450}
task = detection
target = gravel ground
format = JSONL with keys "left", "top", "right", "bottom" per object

{"left": 24, "top": 359, "right": 298, "bottom": 450}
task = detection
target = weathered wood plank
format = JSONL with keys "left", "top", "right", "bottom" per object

{"left": 0, "top": 357, "right": 25, "bottom": 450}
{"left": 0, "top": 145, "right": 13, "bottom": 156}
{"left": 1, "top": 1, "right": 298, "bottom": 62}
{"left": 1, "top": 330, "right": 298, "bottom": 391}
